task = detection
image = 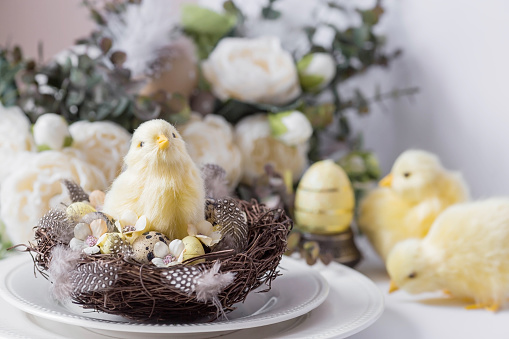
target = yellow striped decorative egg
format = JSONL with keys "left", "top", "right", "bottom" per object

{"left": 295, "top": 160, "right": 354, "bottom": 234}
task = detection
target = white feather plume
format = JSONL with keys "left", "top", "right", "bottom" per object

{"left": 106, "top": 0, "right": 193, "bottom": 77}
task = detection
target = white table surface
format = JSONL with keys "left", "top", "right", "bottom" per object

{"left": 349, "top": 237, "right": 509, "bottom": 339}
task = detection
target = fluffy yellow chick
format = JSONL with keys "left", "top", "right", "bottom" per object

{"left": 387, "top": 198, "right": 509, "bottom": 312}
{"left": 358, "top": 150, "right": 469, "bottom": 260}
{"left": 103, "top": 119, "right": 205, "bottom": 240}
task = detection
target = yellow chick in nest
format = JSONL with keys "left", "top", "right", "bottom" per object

{"left": 103, "top": 119, "right": 205, "bottom": 240}
{"left": 358, "top": 150, "right": 469, "bottom": 260}
{"left": 387, "top": 198, "right": 509, "bottom": 312}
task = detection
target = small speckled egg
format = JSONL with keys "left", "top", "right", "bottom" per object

{"left": 131, "top": 231, "right": 171, "bottom": 264}
{"left": 294, "top": 160, "right": 354, "bottom": 234}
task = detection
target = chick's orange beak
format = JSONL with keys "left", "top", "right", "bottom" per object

{"left": 379, "top": 173, "right": 393, "bottom": 188}
{"left": 389, "top": 280, "right": 399, "bottom": 293}
{"left": 157, "top": 134, "right": 169, "bottom": 150}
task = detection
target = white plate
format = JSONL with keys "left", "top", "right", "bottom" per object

{"left": 0, "top": 255, "right": 328, "bottom": 335}
{"left": 0, "top": 255, "right": 383, "bottom": 339}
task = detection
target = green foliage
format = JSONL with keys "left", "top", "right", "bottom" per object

{"left": 337, "top": 150, "right": 381, "bottom": 183}
{"left": 0, "top": 46, "right": 24, "bottom": 107}
{"left": 181, "top": 4, "right": 237, "bottom": 59}
{"left": 0, "top": 221, "right": 12, "bottom": 260}
{"left": 1, "top": 44, "right": 189, "bottom": 132}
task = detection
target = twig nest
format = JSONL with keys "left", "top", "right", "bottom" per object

{"left": 132, "top": 231, "right": 171, "bottom": 264}
{"left": 29, "top": 191, "right": 292, "bottom": 321}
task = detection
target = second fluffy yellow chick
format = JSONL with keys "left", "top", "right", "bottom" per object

{"left": 103, "top": 119, "right": 205, "bottom": 240}
{"left": 387, "top": 198, "right": 509, "bottom": 312}
{"left": 358, "top": 150, "right": 469, "bottom": 260}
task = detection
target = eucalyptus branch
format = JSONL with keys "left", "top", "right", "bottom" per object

{"left": 339, "top": 87, "right": 419, "bottom": 112}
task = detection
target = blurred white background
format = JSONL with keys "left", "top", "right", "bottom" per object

{"left": 0, "top": 0, "right": 508, "bottom": 198}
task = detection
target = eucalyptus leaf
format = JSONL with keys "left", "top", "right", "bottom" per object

{"left": 112, "top": 97, "right": 130, "bottom": 117}
{"left": 70, "top": 68, "right": 87, "bottom": 88}
{"left": 66, "top": 90, "right": 85, "bottom": 106}
{"left": 96, "top": 103, "right": 114, "bottom": 120}
{"left": 78, "top": 54, "right": 93, "bottom": 70}
{"left": 262, "top": 7, "right": 281, "bottom": 20}
{"left": 181, "top": 4, "right": 236, "bottom": 35}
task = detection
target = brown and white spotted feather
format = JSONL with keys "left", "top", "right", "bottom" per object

{"left": 71, "top": 262, "right": 120, "bottom": 294}
{"left": 161, "top": 265, "right": 203, "bottom": 295}
{"left": 206, "top": 198, "right": 249, "bottom": 254}
{"left": 62, "top": 179, "right": 89, "bottom": 203}
{"left": 37, "top": 209, "right": 74, "bottom": 243}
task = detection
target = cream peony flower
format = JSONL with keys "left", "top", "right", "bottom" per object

{"left": 202, "top": 36, "right": 301, "bottom": 105}
{"left": 0, "top": 151, "right": 108, "bottom": 244}
{"left": 178, "top": 114, "right": 242, "bottom": 189}
{"left": 268, "top": 110, "right": 313, "bottom": 146}
{"left": 187, "top": 220, "right": 221, "bottom": 247}
{"left": 235, "top": 114, "right": 309, "bottom": 185}
{"left": 151, "top": 239, "right": 185, "bottom": 267}
{"left": 69, "top": 121, "right": 131, "bottom": 184}
{"left": 0, "top": 104, "right": 36, "bottom": 184}
{"left": 33, "top": 113, "right": 72, "bottom": 151}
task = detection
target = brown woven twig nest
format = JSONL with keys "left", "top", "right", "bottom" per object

{"left": 27, "top": 199, "right": 291, "bottom": 322}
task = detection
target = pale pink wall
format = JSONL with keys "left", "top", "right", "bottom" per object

{"left": 0, "top": 0, "right": 94, "bottom": 60}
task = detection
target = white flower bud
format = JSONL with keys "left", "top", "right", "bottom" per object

{"left": 268, "top": 111, "right": 313, "bottom": 146}
{"left": 33, "top": 113, "right": 72, "bottom": 151}
{"left": 297, "top": 53, "right": 336, "bottom": 92}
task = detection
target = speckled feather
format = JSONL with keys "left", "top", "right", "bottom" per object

{"left": 161, "top": 265, "right": 203, "bottom": 295}
{"left": 71, "top": 262, "right": 120, "bottom": 294}
{"left": 62, "top": 179, "right": 89, "bottom": 203}
{"left": 207, "top": 198, "right": 249, "bottom": 254}
{"left": 37, "top": 209, "right": 74, "bottom": 243}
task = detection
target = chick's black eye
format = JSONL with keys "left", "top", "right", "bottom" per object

{"left": 404, "top": 172, "right": 411, "bottom": 178}
{"left": 138, "top": 141, "right": 144, "bottom": 148}
{"left": 172, "top": 133, "right": 176, "bottom": 138}
{"left": 408, "top": 272, "right": 417, "bottom": 279}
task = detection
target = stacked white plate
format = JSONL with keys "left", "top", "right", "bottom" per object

{"left": 0, "top": 255, "right": 383, "bottom": 339}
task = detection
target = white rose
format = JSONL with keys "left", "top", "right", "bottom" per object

{"left": 33, "top": 113, "right": 72, "bottom": 151}
{"left": 234, "top": 114, "right": 309, "bottom": 185}
{"left": 179, "top": 114, "right": 242, "bottom": 189}
{"left": 202, "top": 36, "right": 301, "bottom": 105}
{"left": 268, "top": 110, "right": 313, "bottom": 146}
{"left": 0, "top": 104, "right": 36, "bottom": 184}
{"left": 297, "top": 53, "right": 336, "bottom": 92}
{"left": 69, "top": 121, "right": 131, "bottom": 184}
{"left": 0, "top": 151, "right": 107, "bottom": 244}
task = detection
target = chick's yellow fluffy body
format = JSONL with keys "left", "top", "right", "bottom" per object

{"left": 103, "top": 120, "right": 205, "bottom": 240}
{"left": 358, "top": 150, "right": 469, "bottom": 260}
{"left": 387, "top": 198, "right": 509, "bottom": 310}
